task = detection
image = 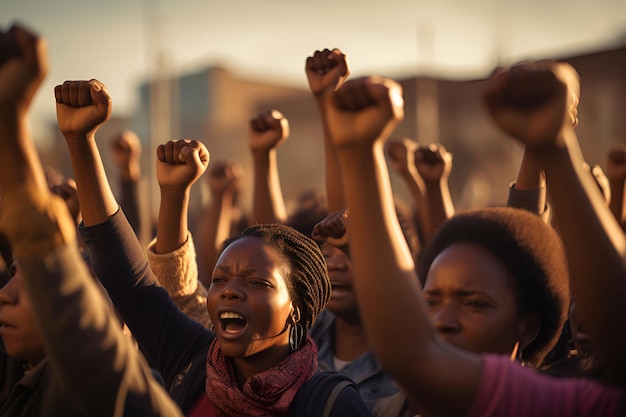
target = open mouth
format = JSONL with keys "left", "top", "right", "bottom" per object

{"left": 219, "top": 312, "right": 248, "bottom": 335}
{"left": 330, "top": 281, "right": 350, "bottom": 297}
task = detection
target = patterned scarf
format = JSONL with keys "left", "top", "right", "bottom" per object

{"left": 205, "top": 336, "right": 318, "bottom": 417}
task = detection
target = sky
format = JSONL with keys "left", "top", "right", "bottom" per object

{"left": 2, "top": 0, "right": 625, "bottom": 142}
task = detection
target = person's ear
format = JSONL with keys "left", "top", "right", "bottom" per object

{"left": 518, "top": 313, "right": 541, "bottom": 350}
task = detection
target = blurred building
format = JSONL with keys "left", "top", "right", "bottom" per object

{"left": 41, "top": 44, "right": 626, "bottom": 234}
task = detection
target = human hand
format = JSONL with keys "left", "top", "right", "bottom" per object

{"left": 311, "top": 208, "right": 349, "bottom": 247}
{"left": 325, "top": 76, "right": 404, "bottom": 149}
{"left": 414, "top": 143, "right": 453, "bottom": 183}
{"left": 248, "top": 109, "right": 289, "bottom": 154}
{"left": 50, "top": 177, "right": 81, "bottom": 226}
{"left": 583, "top": 162, "right": 611, "bottom": 204}
{"left": 54, "top": 79, "right": 112, "bottom": 141}
{"left": 111, "top": 130, "right": 142, "bottom": 180}
{"left": 156, "top": 139, "right": 209, "bottom": 191}
{"left": 484, "top": 60, "right": 580, "bottom": 148}
{"left": 606, "top": 146, "right": 626, "bottom": 182}
{"left": 305, "top": 48, "right": 350, "bottom": 96}
{"left": 0, "top": 23, "right": 48, "bottom": 112}
{"left": 207, "top": 159, "right": 243, "bottom": 198}
{"left": 386, "top": 137, "right": 419, "bottom": 177}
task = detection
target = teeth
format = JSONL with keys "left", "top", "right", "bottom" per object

{"left": 220, "top": 312, "right": 244, "bottom": 320}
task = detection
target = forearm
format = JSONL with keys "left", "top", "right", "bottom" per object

{"left": 0, "top": 110, "right": 48, "bottom": 196}
{"left": 538, "top": 131, "right": 626, "bottom": 383}
{"left": 119, "top": 178, "right": 142, "bottom": 236}
{"left": 197, "top": 193, "right": 234, "bottom": 285}
{"left": 317, "top": 98, "right": 345, "bottom": 212}
{"left": 609, "top": 177, "right": 625, "bottom": 225}
{"left": 336, "top": 143, "right": 429, "bottom": 370}
{"left": 337, "top": 142, "right": 480, "bottom": 417}
{"left": 64, "top": 134, "right": 118, "bottom": 226}
{"left": 20, "top": 243, "right": 172, "bottom": 417}
{"left": 155, "top": 187, "right": 190, "bottom": 254}
{"left": 80, "top": 210, "right": 211, "bottom": 387}
{"left": 424, "top": 180, "right": 455, "bottom": 244}
{"left": 402, "top": 170, "right": 430, "bottom": 248}
{"left": 251, "top": 150, "right": 287, "bottom": 224}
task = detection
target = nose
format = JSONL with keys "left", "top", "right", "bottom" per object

{"left": 432, "top": 302, "right": 461, "bottom": 335}
{"left": 0, "top": 275, "right": 18, "bottom": 305}
{"left": 323, "top": 248, "right": 347, "bottom": 272}
{"left": 220, "top": 279, "right": 244, "bottom": 301}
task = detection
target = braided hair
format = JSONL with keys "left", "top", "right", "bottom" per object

{"left": 222, "top": 224, "right": 331, "bottom": 331}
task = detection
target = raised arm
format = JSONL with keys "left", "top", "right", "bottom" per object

{"left": 386, "top": 137, "right": 428, "bottom": 252}
{"left": 57, "top": 78, "right": 211, "bottom": 389}
{"left": 0, "top": 23, "right": 182, "bottom": 417}
{"left": 154, "top": 139, "right": 209, "bottom": 254}
{"left": 607, "top": 146, "right": 626, "bottom": 228}
{"left": 414, "top": 143, "right": 455, "bottom": 244}
{"left": 55, "top": 79, "right": 116, "bottom": 225}
{"left": 195, "top": 159, "right": 243, "bottom": 286}
{"left": 306, "top": 48, "right": 350, "bottom": 213}
{"left": 148, "top": 139, "right": 212, "bottom": 328}
{"left": 249, "top": 109, "right": 288, "bottom": 225}
{"left": 484, "top": 60, "right": 626, "bottom": 383}
{"left": 506, "top": 146, "right": 550, "bottom": 223}
{"left": 324, "top": 76, "right": 481, "bottom": 417}
{"left": 110, "top": 129, "right": 142, "bottom": 236}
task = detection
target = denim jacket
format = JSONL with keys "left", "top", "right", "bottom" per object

{"left": 309, "top": 309, "right": 399, "bottom": 411}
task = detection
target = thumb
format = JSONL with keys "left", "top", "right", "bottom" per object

{"left": 180, "top": 143, "right": 210, "bottom": 172}
{"left": 89, "top": 79, "right": 112, "bottom": 108}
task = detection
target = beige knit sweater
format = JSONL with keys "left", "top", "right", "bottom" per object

{"left": 147, "top": 232, "right": 212, "bottom": 329}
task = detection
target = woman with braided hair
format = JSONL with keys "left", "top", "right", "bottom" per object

{"left": 56, "top": 75, "right": 369, "bottom": 416}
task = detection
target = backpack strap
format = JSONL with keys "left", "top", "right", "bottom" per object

{"left": 322, "top": 380, "right": 352, "bottom": 417}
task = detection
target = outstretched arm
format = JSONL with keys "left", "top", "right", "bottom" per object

{"left": 195, "top": 159, "right": 242, "bottom": 285}
{"left": 149, "top": 139, "right": 212, "bottom": 328}
{"left": 249, "top": 109, "right": 288, "bottom": 224}
{"left": 414, "top": 143, "right": 455, "bottom": 245}
{"left": 506, "top": 146, "right": 550, "bottom": 223}
{"left": 607, "top": 146, "right": 626, "bottom": 227}
{"left": 55, "top": 79, "right": 116, "bottom": 225}
{"left": 485, "top": 60, "right": 626, "bottom": 383}
{"left": 385, "top": 137, "right": 425, "bottom": 259}
{"left": 325, "top": 76, "right": 481, "bottom": 417}
{"left": 154, "top": 139, "right": 209, "bottom": 254}
{"left": 110, "top": 129, "right": 142, "bottom": 236}
{"left": 306, "top": 48, "right": 350, "bottom": 213}
{"left": 0, "top": 23, "right": 182, "bottom": 417}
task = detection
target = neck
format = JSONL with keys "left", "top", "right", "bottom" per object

{"left": 232, "top": 343, "right": 291, "bottom": 387}
{"left": 334, "top": 317, "right": 371, "bottom": 361}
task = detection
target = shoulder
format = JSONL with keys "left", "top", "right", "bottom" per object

{"left": 309, "top": 309, "right": 335, "bottom": 340}
{"left": 291, "top": 370, "right": 370, "bottom": 417}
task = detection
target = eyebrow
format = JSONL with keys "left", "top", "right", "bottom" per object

{"left": 423, "top": 288, "right": 497, "bottom": 303}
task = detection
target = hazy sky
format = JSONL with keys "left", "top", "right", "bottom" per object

{"left": 2, "top": 0, "right": 625, "bottom": 140}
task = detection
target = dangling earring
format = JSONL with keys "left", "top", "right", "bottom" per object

{"left": 510, "top": 341, "right": 524, "bottom": 366}
{"left": 289, "top": 307, "right": 305, "bottom": 351}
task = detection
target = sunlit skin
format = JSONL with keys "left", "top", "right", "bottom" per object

{"left": 0, "top": 264, "right": 46, "bottom": 368}
{"left": 207, "top": 237, "right": 294, "bottom": 386}
{"left": 423, "top": 243, "right": 538, "bottom": 356}
{"left": 321, "top": 243, "right": 360, "bottom": 323}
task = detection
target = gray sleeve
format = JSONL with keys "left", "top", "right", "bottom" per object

{"left": 19, "top": 243, "right": 183, "bottom": 417}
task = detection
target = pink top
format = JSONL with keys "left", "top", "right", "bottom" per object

{"left": 469, "top": 354, "right": 626, "bottom": 417}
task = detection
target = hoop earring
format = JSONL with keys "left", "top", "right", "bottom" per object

{"left": 289, "top": 307, "right": 305, "bottom": 351}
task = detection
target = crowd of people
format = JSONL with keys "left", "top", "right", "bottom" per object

{"left": 0, "top": 20, "right": 625, "bottom": 417}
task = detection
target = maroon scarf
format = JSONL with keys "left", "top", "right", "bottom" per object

{"left": 205, "top": 336, "right": 318, "bottom": 417}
